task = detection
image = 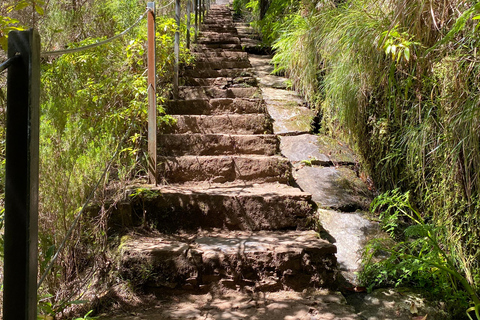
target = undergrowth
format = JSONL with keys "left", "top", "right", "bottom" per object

{"left": 362, "top": 189, "right": 480, "bottom": 319}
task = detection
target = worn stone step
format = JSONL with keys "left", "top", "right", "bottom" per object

{"left": 119, "top": 230, "right": 336, "bottom": 291}
{"left": 165, "top": 98, "right": 265, "bottom": 115}
{"left": 193, "top": 59, "right": 251, "bottom": 70}
{"left": 157, "top": 155, "right": 291, "bottom": 184}
{"left": 197, "top": 43, "right": 243, "bottom": 50}
{"left": 183, "top": 67, "right": 254, "bottom": 78}
{"left": 198, "top": 36, "right": 240, "bottom": 45}
{"left": 162, "top": 114, "right": 272, "bottom": 134}
{"left": 184, "top": 76, "right": 257, "bottom": 87}
{"left": 200, "top": 25, "right": 237, "bottom": 33}
{"left": 108, "top": 182, "right": 313, "bottom": 232}
{"left": 193, "top": 50, "right": 248, "bottom": 60}
{"left": 178, "top": 86, "right": 260, "bottom": 100}
{"left": 158, "top": 134, "right": 279, "bottom": 156}
{"left": 202, "top": 21, "right": 234, "bottom": 28}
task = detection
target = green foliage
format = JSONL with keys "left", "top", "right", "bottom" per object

{"left": 380, "top": 25, "right": 420, "bottom": 63}
{"left": 0, "top": 15, "right": 25, "bottom": 50}
{"left": 0, "top": 0, "right": 45, "bottom": 51}
{"left": 73, "top": 310, "right": 98, "bottom": 320}
{"left": 0, "top": 208, "right": 4, "bottom": 259}
{"left": 363, "top": 189, "right": 480, "bottom": 319}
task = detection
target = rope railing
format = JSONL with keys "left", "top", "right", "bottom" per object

{"left": 2, "top": 0, "right": 213, "bottom": 317}
{"left": 157, "top": 0, "right": 176, "bottom": 12}
{"left": 40, "top": 9, "right": 150, "bottom": 57}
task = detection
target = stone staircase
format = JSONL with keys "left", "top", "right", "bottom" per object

{"left": 115, "top": 4, "right": 337, "bottom": 293}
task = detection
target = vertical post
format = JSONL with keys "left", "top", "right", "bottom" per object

{"left": 174, "top": 0, "right": 180, "bottom": 98}
{"left": 3, "top": 29, "right": 40, "bottom": 320}
{"left": 194, "top": 0, "right": 198, "bottom": 42}
{"left": 201, "top": 0, "right": 205, "bottom": 22}
{"left": 186, "top": 0, "right": 191, "bottom": 49}
{"left": 147, "top": 2, "right": 157, "bottom": 185}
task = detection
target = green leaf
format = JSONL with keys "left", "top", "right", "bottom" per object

{"left": 404, "top": 47, "right": 410, "bottom": 61}
{"left": 35, "top": 5, "right": 44, "bottom": 15}
{"left": 15, "top": 1, "right": 30, "bottom": 11}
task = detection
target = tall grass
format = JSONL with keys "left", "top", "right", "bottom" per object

{"left": 254, "top": 0, "right": 480, "bottom": 317}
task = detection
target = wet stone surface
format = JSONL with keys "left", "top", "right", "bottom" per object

{"left": 316, "top": 209, "right": 381, "bottom": 286}
{"left": 293, "top": 166, "right": 372, "bottom": 212}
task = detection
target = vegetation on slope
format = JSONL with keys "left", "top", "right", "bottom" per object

{"left": 236, "top": 0, "right": 480, "bottom": 318}
{"left": 1, "top": 0, "right": 191, "bottom": 317}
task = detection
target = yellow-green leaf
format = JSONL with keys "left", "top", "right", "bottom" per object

{"left": 404, "top": 47, "right": 410, "bottom": 61}
{"left": 15, "top": 1, "right": 30, "bottom": 11}
{"left": 35, "top": 5, "right": 44, "bottom": 15}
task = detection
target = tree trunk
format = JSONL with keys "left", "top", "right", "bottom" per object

{"left": 259, "top": 0, "right": 269, "bottom": 19}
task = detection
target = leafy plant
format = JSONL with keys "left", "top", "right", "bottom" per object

{"left": 379, "top": 25, "right": 420, "bottom": 64}
{"left": 363, "top": 189, "right": 480, "bottom": 319}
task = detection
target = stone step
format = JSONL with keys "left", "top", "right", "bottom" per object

{"left": 157, "top": 155, "right": 291, "bottom": 184}
{"left": 162, "top": 114, "right": 272, "bottom": 134}
{"left": 165, "top": 98, "right": 264, "bottom": 115}
{"left": 107, "top": 182, "right": 314, "bottom": 232}
{"left": 158, "top": 134, "right": 279, "bottom": 156}
{"left": 183, "top": 67, "right": 254, "bottom": 78}
{"left": 177, "top": 86, "right": 260, "bottom": 100}
{"left": 119, "top": 230, "right": 336, "bottom": 291}
{"left": 193, "top": 59, "right": 251, "bottom": 70}
{"left": 197, "top": 43, "right": 243, "bottom": 50}
{"left": 202, "top": 20, "right": 235, "bottom": 27}
{"left": 111, "top": 182, "right": 314, "bottom": 232}
{"left": 200, "top": 25, "right": 237, "bottom": 33}
{"left": 193, "top": 50, "right": 248, "bottom": 60}
{"left": 184, "top": 76, "right": 257, "bottom": 87}
{"left": 197, "top": 36, "right": 240, "bottom": 45}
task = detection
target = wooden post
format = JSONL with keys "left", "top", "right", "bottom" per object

{"left": 3, "top": 29, "right": 40, "bottom": 320}
{"left": 174, "top": 0, "right": 180, "bottom": 98}
{"left": 187, "top": 0, "right": 191, "bottom": 49}
{"left": 147, "top": 2, "right": 157, "bottom": 185}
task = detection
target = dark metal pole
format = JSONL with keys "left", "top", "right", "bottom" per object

{"left": 3, "top": 29, "right": 40, "bottom": 320}
{"left": 174, "top": 0, "right": 180, "bottom": 98}
{"left": 187, "top": 0, "right": 191, "bottom": 49}
{"left": 147, "top": 2, "right": 157, "bottom": 185}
